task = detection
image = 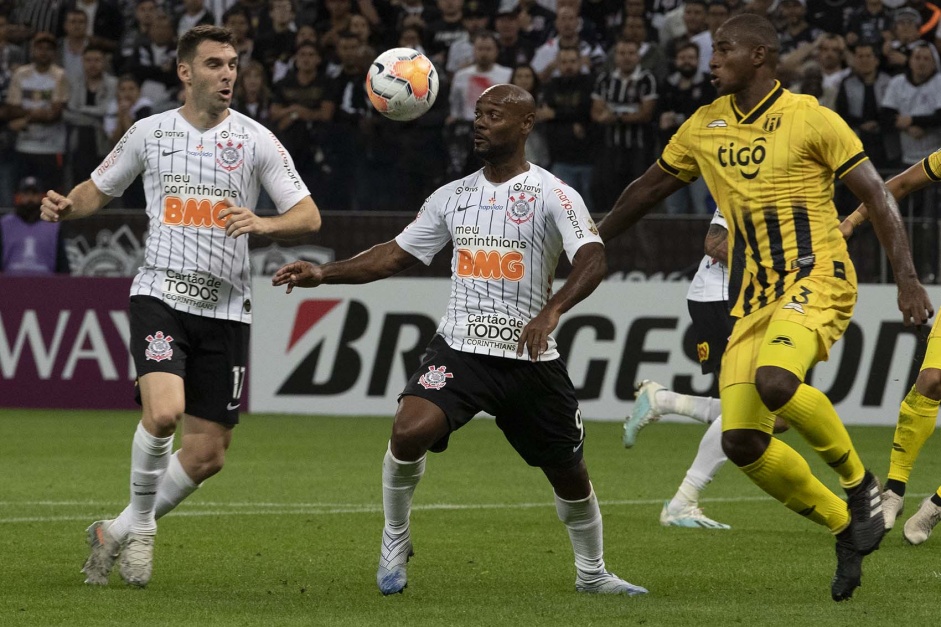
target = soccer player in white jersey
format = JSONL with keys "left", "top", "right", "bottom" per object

{"left": 272, "top": 84, "right": 648, "bottom": 597}
{"left": 40, "top": 25, "right": 322, "bottom": 587}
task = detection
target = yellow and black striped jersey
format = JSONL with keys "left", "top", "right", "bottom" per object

{"left": 659, "top": 81, "right": 866, "bottom": 317}
{"left": 922, "top": 147, "right": 941, "bottom": 181}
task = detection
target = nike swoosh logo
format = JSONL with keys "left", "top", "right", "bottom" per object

{"left": 227, "top": 402, "right": 240, "bottom": 411}
{"left": 162, "top": 149, "right": 182, "bottom": 156}
{"left": 456, "top": 204, "right": 474, "bottom": 212}
{"left": 132, "top": 482, "right": 150, "bottom": 487}
{"left": 573, "top": 440, "right": 584, "bottom": 453}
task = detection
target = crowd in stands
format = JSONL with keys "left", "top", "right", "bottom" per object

{"left": 0, "top": 0, "right": 940, "bottom": 214}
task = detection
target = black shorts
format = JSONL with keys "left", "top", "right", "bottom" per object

{"left": 129, "top": 295, "right": 249, "bottom": 425}
{"left": 687, "top": 299, "right": 735, "bottom": 375}
{"left": 400, "top": 335, "right": 584, "bottom": 469}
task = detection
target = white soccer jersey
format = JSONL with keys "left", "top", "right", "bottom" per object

{"left": 686, "top": 208, "right": 729, "bottom": 303}
{"left": 92, "top": 108, "right": 310, "bottom": 323}
{"left": 396, "top": 164, "right": 602, "bottom": 361}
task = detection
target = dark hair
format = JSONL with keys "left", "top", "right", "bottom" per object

{"left": 675, "top": 41, "right": 700, "bottom": 59}
{"left": 473, "top": 31, "right": 500, "bottom": 47}
{"left": 557, "top": 44, "right": 581, "bottom": 56}
{"left": 222, "top": 5, "right": 255, "bottom": 37}
{"left": 177, "top": 25, "right": 236, "bottom": 64}
{"left": 118, "top": 73, "right": 141, "bottom": 87}
{"left": 337, "top": 29, "right": 359, "bottom": 42}
{"left": 65, "top": 8, "right": 88, "bottom": 21}
{"left": 511, "top": 63, "right": 541, "bottom": 96}
{"left": 83, "top": 43, "right": 109, "bottom": 56}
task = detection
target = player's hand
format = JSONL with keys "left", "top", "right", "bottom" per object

{"left": 272, "top": 261, "right": 323, "bottom": 293}
{"left": 40, "top": 189, "right": 73, "bottom": 222}
{"left": 897, "top": 279, "right": 934, "bottom": 327}
{"left": 218, "top": 199, "right": 268, "bottom": 238}
{"left": 516, "top": 308, "right": 561, "bottom": 362}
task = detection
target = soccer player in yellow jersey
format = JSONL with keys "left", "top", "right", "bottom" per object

{"left": 841, "top": 147, "right": 941, "bottom": 546}
{"left": 598, "top": 13, "right": 934, "bottom": 602}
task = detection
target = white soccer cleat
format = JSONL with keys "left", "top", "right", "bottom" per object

{"left": 119, "top": 532, "right": 155, "bottom": 587}
{"left": 377, "top": 527, "right": 413, "bottom": 595}
{"left": 882, "top": 489, "right": 904, "bottom": 531}
{"left": 623, "top": 380, "right": 666, "bottom": 448}
{"left": 576, "top": 570, "right": 648, "bottom": 596}
{"left": 903, "top": 498, "right": 941, "bottom": 546}
{"left": 81, "top": 520, "right": 121, "bottom": 585}
{"left": 660, "top": 500, "right": 731, "bottom": 529}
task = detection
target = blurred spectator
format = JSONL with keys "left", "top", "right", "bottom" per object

{"left": 781, "top": 33, "right": 849, "bottom": 109}
{"left": 591, "top": 37, "right": 657, "bottom": 212}
{"left": 836, "top": 41, "right": 897, "bottom": 169}
{"left": 658, "top": 40, "right": 714, "bottom": 214}
{"left": 546, "top": 0, "right": 604, "bottom": 46}
{"left": 495, "top": 5, "right": 537, "bottom": 67}
{"left": 272, "top": 25, "right": 320, "bottom": 82}
{"left": 669, "top": 0, "right": 709, "bottom": 62}
{"left": 270, "top": 41, "right": 336, "bottom": 192}
{"left": 582, "top": 0, "right": 621, "bottom": 39}
{"left": 5, "top": 32, "right": 69, "bottom": 192}
{"left": 104, "top": 74, "right": 151, "bottom": 208}
{"left": 777, "top": 0, "right": 823, "bottom": 57}
{"left": 68, "top": 0, "right": 124, "bottom": 53}
{"left": 231, "top": 0, "right": 271, "bottom": 34}
{"left": 804, "top": 0, "right": 855, "bottom": 35}
{"left": 0, "top": 12, "right": 25, "bottom": 207}
{"left": 845, "top": 0, "right": 893, "bottom": 49}
{"left": 906, "top": 0, "right": 941, "bottom": 44}
{"left": 425, "top": 0, "right": 468, "bottom": 67}
{"left": 532, "top": 5, "right": 605, "bottom": 81}
{"left": 63, "top": 44, "right": 117, "bottom": 187}
{"left": 616, "top": 13, "right": 667, "bottom": 84}
{"left": 399, "top": 24, "right": 429, "bottom": 56}
{"left": 222, "top": 5, "right": 256, "bottom": 68}
{"left": 124, "top": 11, "right": 178, "bottom": 109}
{"left": 691, "top": 0, "right": 729, "bottom": 76}
{"left": 511, "top": 63, "right": 550, "bottom": 165}
{"left": 119, "top": 0, "right": 158, "bottom": 68}
{"left": 881, "top": 41, "right": 941, "bottom": 168}
{"left": 6, "top": 0, "right": 64, "bottom": 45}
{"left": 349, "top": 13, "right": 381, "bottom": 48}
{"left": 254, "top": 0, "right": 297, "bottom": 73}
{"left": 539, "top": 45, "right": 595, "bottom": 208}
{"left": 59, "top": 8, "right": 90, "bottom": 89}
{"left": 447, "top": 31, "right": 512, "bottom": 177}
{"left": 884, "top": 8, "right": 927, "bottom": 74}
{"left": 516, "top": 0, "right": 556, "bottom": 46}
{"left": 232, "top": 59, "right": 272, "bottom": 125}
{"left": 446, "top": 7, "right": 491, "bottom": 74}
{"left": 316, "top": 0, "right": 355, "bottom": 54}
{"left": 176, "top": 0, "right": 216, "bottom": 38}
{"left": 0, "top": 176, "right": 70, "bottom": 275}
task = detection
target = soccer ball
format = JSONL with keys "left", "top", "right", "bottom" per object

{"left": 366, "top": 48, "right": 438, "bottom": 122}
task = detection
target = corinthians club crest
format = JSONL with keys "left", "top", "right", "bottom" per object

{"left": 216, "top": 139, "right": 244, "bottom": 171}
{"left": 418, "top": 365, "right": 454, "bottom": 390}
{"left": 506, "top": 195, "right": 536, "bottom": 224}
{"left": 144, "top": 331, "right": 174, "bottom": 361}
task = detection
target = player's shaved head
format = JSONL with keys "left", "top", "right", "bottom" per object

{"left": 717, "top": 13, "right": 779, "bottom": 65}
{"left": 479, "top": 83, "right": 535, "bottom": 118}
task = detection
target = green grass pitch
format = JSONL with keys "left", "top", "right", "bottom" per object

{"left": 1, "top": 409, "right": 939, "bottom": 626}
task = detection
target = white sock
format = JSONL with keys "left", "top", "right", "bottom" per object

{"left": 125, "top": 421, "right": 174, "bottom": 535}
{"left": 555, "top": 487, "right": 605, "bottom": 576}
{"left": 669, "top": 417, "right": 727, "bottom": 511}
{"left": 382, "top": 443, "right": 425, "bottom": 535}
{"left": 110, "top": 450, "right": 198, "bottom": 542}
{"left": 656, "top": 390, "right": 721, "bottom": 424}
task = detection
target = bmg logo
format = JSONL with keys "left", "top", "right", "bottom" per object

{"left": 716, "top": 137, "right": 767, "bottom": 180}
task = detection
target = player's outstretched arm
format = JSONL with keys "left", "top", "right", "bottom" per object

{"left": 517, "top": 242, "right": 606, "bottom": 361}
{"left": 840, "top": 160, "right": 932, "bottom": 239}
{"left": 219, "top": 196, "right": 322, "bottom": 239}
{"left": 842, "top": 160, "right": 934, "bottom": 326}
{"left": 40, "top": 179, "right": 112, "bottom": 223}
{"left": 597, "top": 163, "right": 687, "bottom": 243}
{"left": 272, "top": 239, "right": 420, "bottom": 293}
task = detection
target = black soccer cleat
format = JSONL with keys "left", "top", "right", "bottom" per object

{"left": 831, "top": 529, "right": 862, "bottom": 602}
{"left": 846, "top": 470, "right": 885, "bottom": 556}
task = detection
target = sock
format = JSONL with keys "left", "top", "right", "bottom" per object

{"left": 885, "top": 479, "right": 907, "bottom": 497}
{"left": 741, "top": 438, "right": 849, "bottom": 533}
{"left": 127, "top": 421, "right": 174, "bottom": 535}
{"left": 888, "top": 386, "right": 939, "bottom": 485}
{"left": 382, "top": 443, "right": 425, "bottom": 535}
{"left": 657, "top": 390, "right": 722, "bottom": 424}
{"left": 555, "top": 486, "right": 605, "bottom": 575}
{"left": 109, "top": 451, "right": 199, "bottom": 543}
{"left": 773, "top": 383, "right": 865, "bottom": 489}
{"left": 669, "top": 417, "right": 727, "bottom": 511}
{"left": 932, "top": 489, "right": 941, "bottom": 507}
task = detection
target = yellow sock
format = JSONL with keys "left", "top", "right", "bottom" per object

{"left": 774, "top": 383, "right": 865, "bottom": 489}
{"left": 741, "top": 438, "right": 849, "bottom": 533}
{"left": 888, "top": 386, "right": 939, "bottom": 483}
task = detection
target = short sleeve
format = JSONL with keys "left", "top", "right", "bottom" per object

{"left": 711, "top": 207, "right": 728, "bottom": 230}
{"left": 256, "top": 130, "right": 310, "bottom": 213}
{"left": 809, "top": 106, "right": 867, "bottom": 179}
{"left": 395, "top": 191, "right": 452, "bottom": 265}
{"left": 923, "top": 148, "right": 941, "bottom": 182}
{"left": 91, "top": 122, "right": 146, "bottom": 198}
{"left": 658, "top": 116, "right": 701, "bottom": 183}
{"left": 546, "top": 184, "right": 603, "bottom": 263}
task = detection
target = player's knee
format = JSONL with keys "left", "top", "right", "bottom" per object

{"left": 755, "top": 366, "right": 800, "bottom": 412}
{"left": 142, "top": 407, "right": 182, "bottom": 435}
{"left": 915, "top": 368, "right": 941, "bottom": 401}
{"left": 722, "top": 429, "right": 769, "bottom": 466}
{"left": 390, "top": 416, "right": 436, "bottom": 460}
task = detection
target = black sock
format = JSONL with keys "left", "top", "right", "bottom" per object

{"left": 885, "top": 479, "right": 906, "bottom": 496}
{"left": 931, "top": 494, "right": 941, "bottom": 508}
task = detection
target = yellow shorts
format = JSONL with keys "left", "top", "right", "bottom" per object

{"left": 720, "top": 276, "right": 856, "bottom": 389}
{"left": 920, "top": 315, "right": 941, "bottom": 372}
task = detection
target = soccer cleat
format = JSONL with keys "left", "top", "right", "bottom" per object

{"left": 831, "top": 528, "right": 862, "bottom": 602}
{"left": 575, "top": 570, "right": 649, "bottom": 596}
{"left": 845, "top": 471, "right": 885, "bottom": 555}
{"left": 81, "top": 520, "right": 121, "bottom": 585}
{"left": 119, "top": 532, "right": 155, "bottom": 587}
{"left": 902, "top": 498, "right": 941, "bottom": 546}
{"left": 623, "top": 380, "right": 666, "bottom": 448}
{"left": 377, "top": 527, "right": 413, "bottom": 595}
{"left": 659, "top": 501, "right": 731, "bottom": 529}
{"left": 882, "top": 489, "right": 904, "bottom": 531}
